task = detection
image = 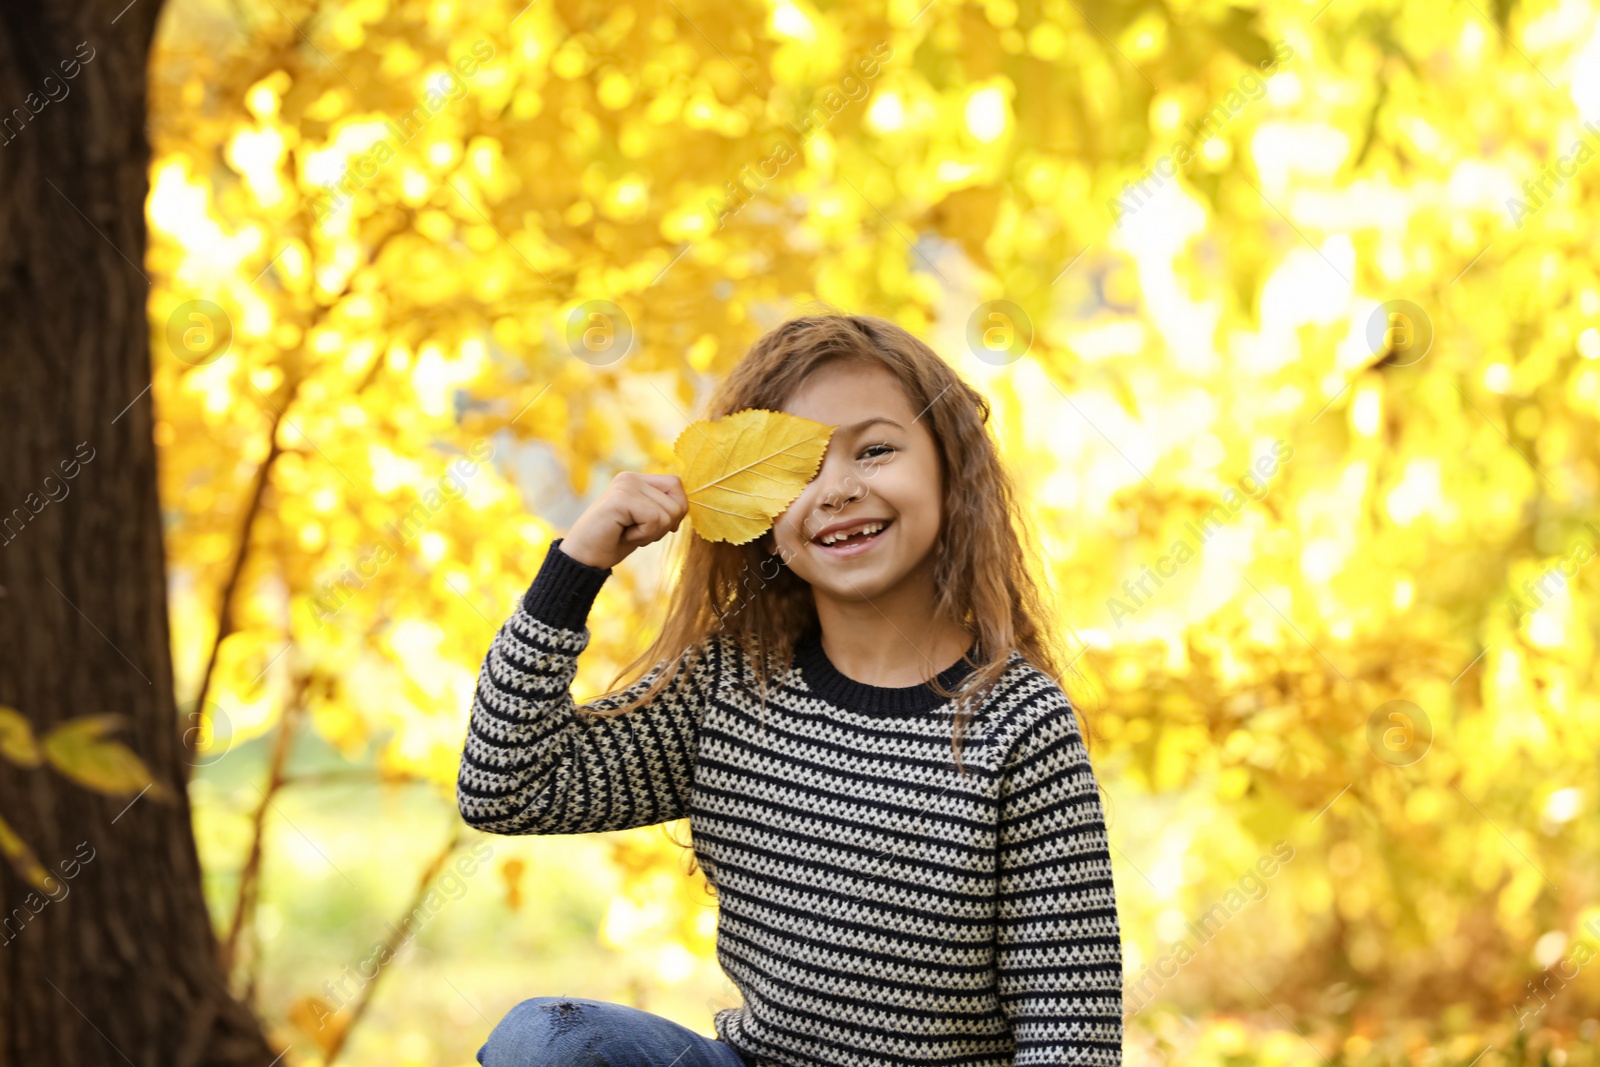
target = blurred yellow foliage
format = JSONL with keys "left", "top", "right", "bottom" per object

{"left": 145, "top": 0, "right": 1600, "bottom": 1061}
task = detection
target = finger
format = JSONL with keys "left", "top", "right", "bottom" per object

{"left": 634, "top": 472, "right": 688, "bottom": 508}
{"left": 634, "top": 480, "right": 686, "bottom": 524}
{"left": 628, "top": 483, "right": 680, "bottom": 538}
{"left": 623, "top": 505, "right": 674, "bottom": 545}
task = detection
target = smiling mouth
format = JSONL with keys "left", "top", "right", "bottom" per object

{"left": 811, "top": 519, "right": 893, "bottom": 555}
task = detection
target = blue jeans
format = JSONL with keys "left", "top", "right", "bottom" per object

{"left": 477, "top": 996, "right": 756, "bottom": 1067}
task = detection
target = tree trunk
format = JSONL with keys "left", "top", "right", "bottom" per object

{"left": 0, "top": 4, "right": 277, "bottom": 1064}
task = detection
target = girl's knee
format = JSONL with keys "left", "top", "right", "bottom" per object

{"left": 477, "top": 996, "right": 616, "bottom": 1067}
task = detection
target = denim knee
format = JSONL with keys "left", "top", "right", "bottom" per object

{"left": 476, "top": 996, "right": 615, "bottom": 1067}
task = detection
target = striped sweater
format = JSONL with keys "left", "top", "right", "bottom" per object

{"left": 457, "top": 538, "right": 1123, "bottom": 1066}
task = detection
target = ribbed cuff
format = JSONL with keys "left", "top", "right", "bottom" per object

{"left": 520, "top": 537, "right": 612, "bottom": 632}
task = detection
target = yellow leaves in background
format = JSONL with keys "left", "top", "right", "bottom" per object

{"left": 142, "top": 0, "right": 1600, "bottom": 1051}
{"left": 0, "top": 707, "right": 171, "bottom": 890}
{"left": 0, "top": 706, "right": 40, "bottom": 766}
{"left": 0, "top": 813, "right": 52, "bottom": 892}
{"left": 671, "top": 408, "right": 834, "bottom": 544}
{"left": 600, "top": 828, "right": 717, "bottom": 984}
{"left": 500, "top": 857, "right": 525, "bottom": 912}
{"left": 40, "top": 715, "right": 176, "bottom": 802}
{"left": 288, "top": 995, "right": 348, "bottom": 1055}
{"left": 1, "top": 706, "right": 171, "bottom": 800}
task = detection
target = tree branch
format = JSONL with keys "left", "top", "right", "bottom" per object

{"left": 219, "top": 672, "right": 310, "bottom": 978}
{"left": 186, "top": 216, "right": 413, "bottom": 749}
{"left": 187, "top": 403, "right": 289, "bottom": 748}
{"left": 324, "top": 825, "right": 467, "bottom": 1065}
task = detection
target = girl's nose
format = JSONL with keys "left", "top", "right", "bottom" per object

{"left": 817, "top": 470, "right": 865, "bottom": 512}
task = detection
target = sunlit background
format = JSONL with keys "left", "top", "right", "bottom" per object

{"left": 146, "top": 0, "right": 1600, "bottom": 1063}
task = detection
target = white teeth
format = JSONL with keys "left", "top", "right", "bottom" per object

{"left": 819, "top": 521, "right": 885, "bottom": 545}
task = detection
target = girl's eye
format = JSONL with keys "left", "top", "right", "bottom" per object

{"left": 860, "top": 443, "right": 896, "bottom": 460}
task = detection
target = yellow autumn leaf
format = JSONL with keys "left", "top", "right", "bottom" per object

{"left": 671, "top": 408, "right": 834, "bottom": 544}
{"left": 41, "top": 715, "right": 174, "bottom": 802}
{"left": 0, "top": 811, "right": 53, "bottom": 892}
{"left": 0, "top": 706, "right": 41, "bottom": 767}
{"left": 287, "top": 994, "right": 348, "bottom": 1053}
{"left": 500, "top": 857, "right": 525, "bottom": 912}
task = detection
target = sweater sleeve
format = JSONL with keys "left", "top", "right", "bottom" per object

{"left": 994, "top": 696, "right": 1124, "bottom": 1066}
{"left": 455, "top": 537, "right": 722, "bottom": 836}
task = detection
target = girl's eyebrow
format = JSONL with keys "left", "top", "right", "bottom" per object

{"left": 837, "top": 416, "right": 906, "bottom": 435}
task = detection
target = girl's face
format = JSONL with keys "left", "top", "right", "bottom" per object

{"left": 764, "top": 361, "right": 946, "bottom": 608}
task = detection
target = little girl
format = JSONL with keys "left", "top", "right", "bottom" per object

{"left": 458, "top": 313, "right": 1123, "bottom": 1066}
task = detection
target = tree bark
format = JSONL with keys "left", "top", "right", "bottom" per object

{"left": 0, "top": 4, "right": 277, "bottom": 1064}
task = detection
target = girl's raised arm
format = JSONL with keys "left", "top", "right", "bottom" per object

{"left": 455, "top": 535, "right": 722, "bottom": 836}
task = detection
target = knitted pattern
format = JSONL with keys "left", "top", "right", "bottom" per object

{"left": 457, "top": 538, "right": 1124, "bottom": 1066}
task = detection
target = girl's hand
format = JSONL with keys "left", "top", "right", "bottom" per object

{"left": 560, "top": 471, "right": 688, "bottom": 571}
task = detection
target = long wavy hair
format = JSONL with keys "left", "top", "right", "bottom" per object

{"left": 579, "top": 310, "right": 1099, "bottom": 781}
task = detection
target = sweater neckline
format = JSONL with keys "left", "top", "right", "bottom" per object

{"left": 793, "top": 622, "right": 982, "bottom": 715}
